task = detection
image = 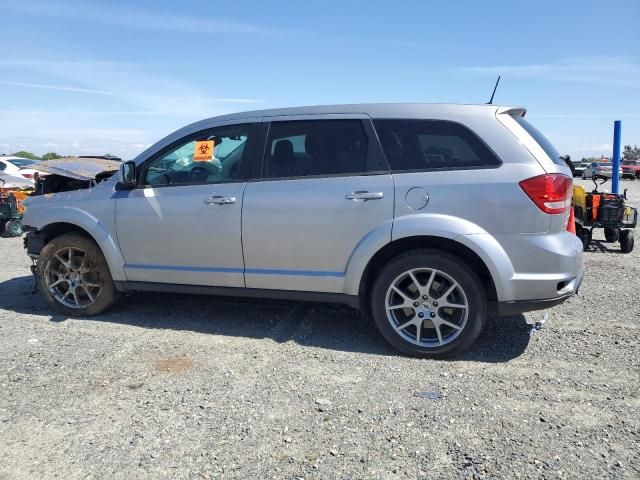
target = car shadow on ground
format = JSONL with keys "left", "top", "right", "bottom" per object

{"left": 0, "top": 275, "right": 531, "bottom": 362}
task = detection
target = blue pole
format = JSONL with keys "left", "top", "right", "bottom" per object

{"left": 612, "top": 120, "right": 621, "bottom": 194}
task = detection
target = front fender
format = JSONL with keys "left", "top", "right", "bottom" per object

{"left": 24, "top": 202, "right": 126, "bottom": 282}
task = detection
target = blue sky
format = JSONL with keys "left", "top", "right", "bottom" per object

{"left": 1, "top": 0, "right": 639, "bottom": 160}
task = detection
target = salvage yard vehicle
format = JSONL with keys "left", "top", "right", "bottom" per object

{"left": 572, "top": 177, "right": 637, "bottom": 253}
{"left": 0, "top": 155, "right": 39, "bottom": 183}
{"left": 22, "top": 104, "right": 584, "bottom": 358}
{"left": 622, "top": 160, "right": 640, "bottom": 179}
{"left": 0, "top": 177, "right": 28, "bottom": 237}
{"left": 573, "top": 162, "right": 590, "bottom": 178}
{"left": 582, "top": 162, "right": 621, "bottom": 181}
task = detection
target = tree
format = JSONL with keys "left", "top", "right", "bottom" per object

{"left": 11, "top": 151, "right": 40, "bottom": 160}
{"left": 622, "top": 145, "right": 640, "bottom": 161}
{"left": 41, "top": 152, "right": 64, "bottom": 161}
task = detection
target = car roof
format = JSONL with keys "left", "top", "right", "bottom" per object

{"left": 189, "top": 102, "right": 508, "bottom": 125}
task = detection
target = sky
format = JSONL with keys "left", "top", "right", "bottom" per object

{"left": 1, "top": 0, "right": 639, "bottom": 160}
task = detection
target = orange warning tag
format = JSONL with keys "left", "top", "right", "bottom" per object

{"left": 194, "top": 140, "right": 214, "bottom": 162}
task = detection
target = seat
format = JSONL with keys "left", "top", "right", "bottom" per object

{"left": 272, "top": 140, "right": 296, "bottom": 177}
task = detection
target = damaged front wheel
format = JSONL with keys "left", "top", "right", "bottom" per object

{"left": 37, "top": 233, "right": 119, "bottom": 316}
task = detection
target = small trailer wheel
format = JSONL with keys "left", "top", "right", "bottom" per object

{"left": 604, "top": 228, "right": 619, "bottom": 243}
{"left": 576, "top": 225, "right": 591, "bottom": 251}
{"left": 620, "top": 230, "right": 634, "bottom": 253}
{"left": 6, "top": 219, "right": 23, "bottom": 237}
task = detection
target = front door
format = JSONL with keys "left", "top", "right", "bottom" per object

{"left": 115, "top": 123, "right": 258, "bottom": 287}
{"left": 242, "top": 117, "right": 393, "bottom": 293}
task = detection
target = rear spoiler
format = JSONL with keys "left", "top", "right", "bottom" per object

{"left": 497, "top": 107, "right": 527, "bottom": 118}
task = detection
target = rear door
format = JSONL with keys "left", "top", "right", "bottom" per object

{"left": 242, "top": 115, "right": 393, "bottom": 293}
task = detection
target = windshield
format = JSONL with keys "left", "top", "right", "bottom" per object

{"left": 9, "top": 159, "right": 36, "bottom": 167}
{"left": 622, "top": 160, "right": 638, "bottom": 165}
{"left": 511, "top": 116, "right": 564, "bottom": 166}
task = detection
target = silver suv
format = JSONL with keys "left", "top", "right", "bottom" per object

{"left": 22, "top": 104, "right": 584, "bottom": 357}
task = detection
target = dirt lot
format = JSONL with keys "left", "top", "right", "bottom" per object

{"left": 0, "top": 178, "right": 638, "bottom": 479}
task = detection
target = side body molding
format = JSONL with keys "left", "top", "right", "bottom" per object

{"left": 343, "top": 214, "right": 515, "bottom": 301}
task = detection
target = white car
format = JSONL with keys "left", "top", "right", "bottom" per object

{"left": 0, "top": 156, "right": 39, "bottom": 182}
{"left": 0, "top": 172, "right": 34, "bottom": 189}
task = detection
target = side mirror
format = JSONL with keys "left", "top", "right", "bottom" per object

{"left": 116, "top": 161, "right": 136, "bottom": 191}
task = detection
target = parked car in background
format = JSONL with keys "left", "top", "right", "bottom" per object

{"left": 0, "top": 155, "right": 41, "bottom": 183}
{"left": 582, "top": 162, "right": 622, "bottom": 180}
{"left": 622, "top": 160, "right": 640, "bottom": 179}
{"left": 573, "top": 162, "right": 591, "bottom": 177}
{"left": 22, "top": 103, "right": 583, "bottom": 358}
{"left": 0, "top": 172, "right": 35, "bottom": 189}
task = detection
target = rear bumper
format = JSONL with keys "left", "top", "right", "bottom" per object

{"left": 492, "top": 266, "right": 584, "bottom": 316}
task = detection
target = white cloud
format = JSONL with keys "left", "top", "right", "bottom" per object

{"left": 2, "top": 0, "right": 303, "bottom": 36}
{"left": 44, "top": 142, "right": 59, "bottom": 148}
{"left": 460, "top": 56, "right": 640, "bottom": 89}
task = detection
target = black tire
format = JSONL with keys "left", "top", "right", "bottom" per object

{"left": 620, "top": 230, "right": 634, "bottom": 253}
{"left": 0, "top": 220, "right": 5, "bottom": 236}
{"left": 37, "top": 233, "right": 120, "bottom": 316}
{"left": 604, "top": 228, "right": 619, "bottom": 243}
{"left": 6, "top": 219, "right": 23, "bottom": 237}
{"left": 370, "top": 249, "right": 486, "bottom": 358}
{"left": 576, "top": 225, "right": 591, "bottom": 251}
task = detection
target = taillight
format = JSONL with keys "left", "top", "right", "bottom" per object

{"left": 519, "top": 174, "right": 572, "bottom": 214}
{"left": 21, "top": 173, "right": 33, "bottom": 179}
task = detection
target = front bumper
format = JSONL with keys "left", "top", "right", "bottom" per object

{"left": 24, "top": 229, "right": 45, "bottom": 257}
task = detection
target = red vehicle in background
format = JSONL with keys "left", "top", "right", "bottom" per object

{"left": 622, "top": 160, "right": 640, "bottom": 179}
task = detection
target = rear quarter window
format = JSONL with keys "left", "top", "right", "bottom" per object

{"left": 373, "top": 119, "right": 501, "bottom": 172}
{"left": 511, "top": 116, "right": 565, "bottom": 166}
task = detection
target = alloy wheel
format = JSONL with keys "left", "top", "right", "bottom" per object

{"left": 385, "top": 268, "right": 469, "bottom": 347}
{"left": 44, "top": 247, "right": 103, "bottom": 309}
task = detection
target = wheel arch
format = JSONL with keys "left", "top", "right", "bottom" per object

{"left": 33, "top": 220, "right": 126, "bottom": 281}
{"left": 356, "top": 235, "right": 501, "bottom": 315}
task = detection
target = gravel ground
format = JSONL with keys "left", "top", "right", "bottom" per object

{"left": 1, "top": 178, "right": 639, "bottom": 479}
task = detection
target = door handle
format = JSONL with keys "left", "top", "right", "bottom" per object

{"left": 345, "top": 191, "right": 384, "bottom": 201}
{"left": 204, "top": 195, "right": 236, "bottom": 205}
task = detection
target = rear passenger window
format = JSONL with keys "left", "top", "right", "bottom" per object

{"left": 264, "top": 120, "right": 381, "bottom": 178}
{"left": 373, "top": 119, "right": 501, "bottom": 172}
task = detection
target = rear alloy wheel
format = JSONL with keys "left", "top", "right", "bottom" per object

{"left": 371, "top": 250, "right": 485, "bottom": 358}
{"left": 37, "top": 233, "right": 119, "bottom": 316}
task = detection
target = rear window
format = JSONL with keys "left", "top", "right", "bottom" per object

{"left": 8, "top": 159, "right": 36, "bottom": 167}
{"left": 373, "top": 119, "right": 501, "bottom": 172}
{"left": 511, "top": 116, "right": 564, "bottom": 166}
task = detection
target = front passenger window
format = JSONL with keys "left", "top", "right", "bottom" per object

{"left": 143, "top": 124, "right": 255, "bottom": 186}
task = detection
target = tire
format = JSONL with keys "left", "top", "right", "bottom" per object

{"left": 6, "top": 219, "right": 23, "bottom": 237}
{"left": 576, "top": 225, "right": 591, "bottom": 251}
{"left": 604, "top": 228, "right": 619, "bottom": 243}
{"left": 370, "top": 249, "right": 486, "bottom": 358}
{"left": 0, "top": 220, "right": 5, "bottom": 236}
{"left": 620, "top": 230, "right": 634, "bottom": 253}
{"left": 36, "top": 233, "right": 120, "bottom": 316}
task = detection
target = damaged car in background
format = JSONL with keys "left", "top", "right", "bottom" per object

{"left": 29, "top": 157, "right": 122, "bottom": 195}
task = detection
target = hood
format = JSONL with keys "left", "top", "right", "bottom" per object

{"left": 31, "top": 157, "right": 121, "bottom": 180}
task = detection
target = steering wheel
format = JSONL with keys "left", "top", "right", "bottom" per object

{"left": 190, "top": 165, "right": 210, "bottom": 183}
